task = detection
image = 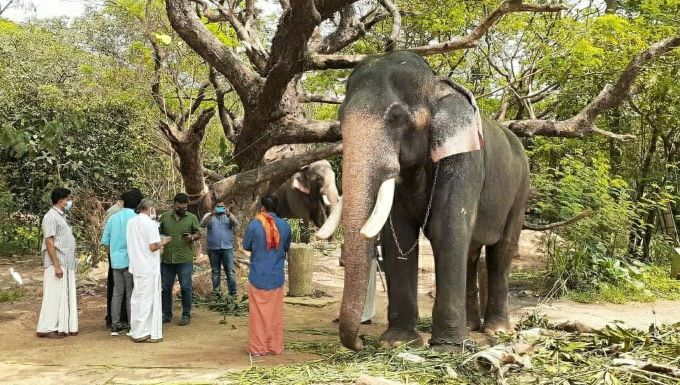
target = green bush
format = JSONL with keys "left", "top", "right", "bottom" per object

{"left": 532, "top": 153, "right": 637, "bottom": 289}
{"left": 568, "top": 265, "right": 680, "bottom": 304}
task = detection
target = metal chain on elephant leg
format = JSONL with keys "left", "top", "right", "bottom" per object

{"left": 389, "top": 162, "right": 440, "bottom": 260}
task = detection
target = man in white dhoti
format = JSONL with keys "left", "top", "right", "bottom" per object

{"left": 37, "top": 187, "right": 78, "bottom": 338}
{"left": 127, "top": 199, "right": 170, "bottom": 343}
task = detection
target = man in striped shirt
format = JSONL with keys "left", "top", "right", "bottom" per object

{"left": 37, "top": 188, "right": 78, "bottom": 338}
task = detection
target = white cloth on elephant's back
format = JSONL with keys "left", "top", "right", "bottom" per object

{"left": 430, "top": 78, "right": 484, "bottom": 162}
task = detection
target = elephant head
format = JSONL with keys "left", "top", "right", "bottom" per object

{"left": 316, "top": 51, "right": 483, "bottom": 350}
{"left": 291, "top": 160, "right": 341, "bottom": 227}
{"left": 274, "top": 159, "right": 341, "bottom": 231}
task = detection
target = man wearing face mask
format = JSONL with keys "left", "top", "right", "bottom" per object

{"left": 201, "top": 200, "right": 240, "bottom": 297}
{"left": 101, "top": 189, "right": 144, "bottom": 336}
{"left": 37, "top": 188, "right": 78, "bottom": 338}
{"left": 158, "top": 193, "right": 201, "bottom": 326}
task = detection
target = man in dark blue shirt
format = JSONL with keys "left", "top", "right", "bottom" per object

{"left": 201, "top": 200, "right": 240, "bottom": 296}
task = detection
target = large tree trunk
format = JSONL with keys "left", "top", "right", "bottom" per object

{"left": 172, "top": 139, "right": 212, "bottom": 216}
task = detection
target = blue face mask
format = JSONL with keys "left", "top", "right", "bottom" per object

{"left": 65, "top": 200, "right": 73, "bottom": 211}
{"left": 215, "top": 207, "right": 226, "bottom": 214}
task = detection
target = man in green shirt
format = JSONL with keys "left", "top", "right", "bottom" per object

{"left": 159, "top": 193, "right": 202, "bottom": 326}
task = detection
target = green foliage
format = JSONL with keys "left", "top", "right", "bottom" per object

{"left": 0, "top": 178, "right": 40, "bottom": 255}
{"left": 194, "top": 293, "right": 249, "bottom": 318}
{"left": 529, "top": 152, "right": 635, "bottom": 288}
{"left": 0, "top": 14, "right": 167, "bottom": 202}
{"left": 568, "top": 265, "right": 680, "bottom": 304}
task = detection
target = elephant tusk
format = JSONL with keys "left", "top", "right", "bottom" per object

{"left": 322, "top": 194, "right": 331, "bottom": 207}
{"left": 360, "top": 178, "right": 396, "bottom": 239}
{"left": 316, "top": 197, "right": 342, "bottom": 240}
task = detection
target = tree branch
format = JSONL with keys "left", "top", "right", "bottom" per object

{"left": 158, "top": 121, "right": 180, "bottom": 144}
{"left": 150, "top": 40, "right": 179, "bottom": 125}
{"left": 257, "top": 0, "right": 321, "bottom": 117}
{"left": 178, "top": 81, "right": 211, "bottom": 127}
{"left": 507, "top": 34, "right": 680, "bottom": 141}
{"left": 310, "top": 6, "right": 396, "bottom": 55}
{"left": 0, "top": 0, "right": 18, "bottom": 16}
{"left": 166, "top": 0, "right": 262, "bottom": 110}
{"left": 188, "top": 108, "right": 216, "bottom": 139}
{"left": 523, "top": 209, "right": 591, "bottom": 231}
{"left": 298, "top": 93, "right": 344, "bottom": 104}
{"left": 203, "top": 166, "right": 224, "bottom": 183}
{"left": 211, "top": 142, "right": 342, "bottom": 198}
{"left": 379, "top": 0, "right": 400, "bottom": 52}
{"left": 209, "top": 67, "right": 237, "bottom": 142}
{"left": 273, "top": 118, "right": 342, "bottom": 144}
{"left": 193, "top": 0, "right": 269, "bottom": 73}
{"left": 309, "top": 0, "right": 565, "bottom": 69}
{"left": 315, "top": 0, "right": 360, "bottom": 20}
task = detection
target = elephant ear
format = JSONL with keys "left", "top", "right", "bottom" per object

{"left": 429, "top": 77, "right": 484, "bottom": 162}
{"left": 292, "top": 171, "right": 311, "bottom": 194}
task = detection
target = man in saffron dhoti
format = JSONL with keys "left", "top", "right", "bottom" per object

{"left": 243, "top": 194, "right": 292, "bottom": 356}
{"left": 37, "top": 187, "right": 78, "bottom": 338}
{"left": 127, "top": 199, "right": 170, "bottom": 343}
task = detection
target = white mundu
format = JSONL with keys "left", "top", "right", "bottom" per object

{"left": 127, "top": 213, "right": 162, "bottom": 341}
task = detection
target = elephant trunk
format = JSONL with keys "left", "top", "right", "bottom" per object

{"left": 338, "top": 116, "right": 399, "bottom": 351}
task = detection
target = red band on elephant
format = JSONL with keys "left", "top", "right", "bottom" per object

{"left": 256, "top": 212, "right": 280, "bottom": 250}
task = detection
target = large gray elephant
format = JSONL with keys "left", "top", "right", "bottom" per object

{"left": 316, "top": 51, "right": 529, "bottom": 351}
{"left": 273, "top": 159, "right": 341, "bottom": 230}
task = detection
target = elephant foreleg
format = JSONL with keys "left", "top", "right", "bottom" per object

{"left": 426, "top": 154, "right": 482, "bottom": 351}
{"left": 466, "top": 247, "right": 482, "bottom": 331}
{"left": 379, "top": 212, "right": 423, "bottom": 348}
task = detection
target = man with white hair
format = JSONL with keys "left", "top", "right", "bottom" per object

{"left": 127, "top": 199, "right": 169, "bottom": 342}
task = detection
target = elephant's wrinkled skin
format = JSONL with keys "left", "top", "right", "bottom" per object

{"left": 332, "top": 51, "right": 529, "bottom": 351}
{"left": 273, "top": 160, "right": 340, "bottom": 228}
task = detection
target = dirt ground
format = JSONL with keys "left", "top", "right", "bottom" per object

{"left": 1, "top": 231, "right": 679, "bottom": 385}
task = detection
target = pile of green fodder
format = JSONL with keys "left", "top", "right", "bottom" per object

{"left": 224, "top": 316, "right": 680, "bottom": 385}
{"left": 194, "top": 293, "right": 249, "bottom": 317}
{"left": 226, "top": 337, "right": 491, "bottom": 385}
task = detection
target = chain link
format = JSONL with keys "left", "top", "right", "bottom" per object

{"left": 389, "top": 162, "right": 440, "bottom": 260}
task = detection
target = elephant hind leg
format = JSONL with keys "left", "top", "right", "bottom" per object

{"left": 481, "top": 200, "right": 525, "bottom": 335}
{"left": 466, "top": 247, "right": 483, "bottom": 331}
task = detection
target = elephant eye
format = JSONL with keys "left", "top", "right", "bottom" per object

{"left": 385, "top": 104, "right": 410, "bottom": 126}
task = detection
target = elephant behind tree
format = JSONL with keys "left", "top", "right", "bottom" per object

{"left": 273, "top": 160, "right": 341, "bottom": 238}
{"left": 317, "top": 51, "right": 530, "bottom": 352}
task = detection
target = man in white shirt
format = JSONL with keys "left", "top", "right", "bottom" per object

{"left": 127, "top": 199, "right": 170, "bottom": 342}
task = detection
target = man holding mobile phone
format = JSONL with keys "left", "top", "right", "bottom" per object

{"left": 201, "top": 200, "right": 240, "bottom": 297}
{"left": 157, "top": 193, "right": 202, "bottom": 326}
